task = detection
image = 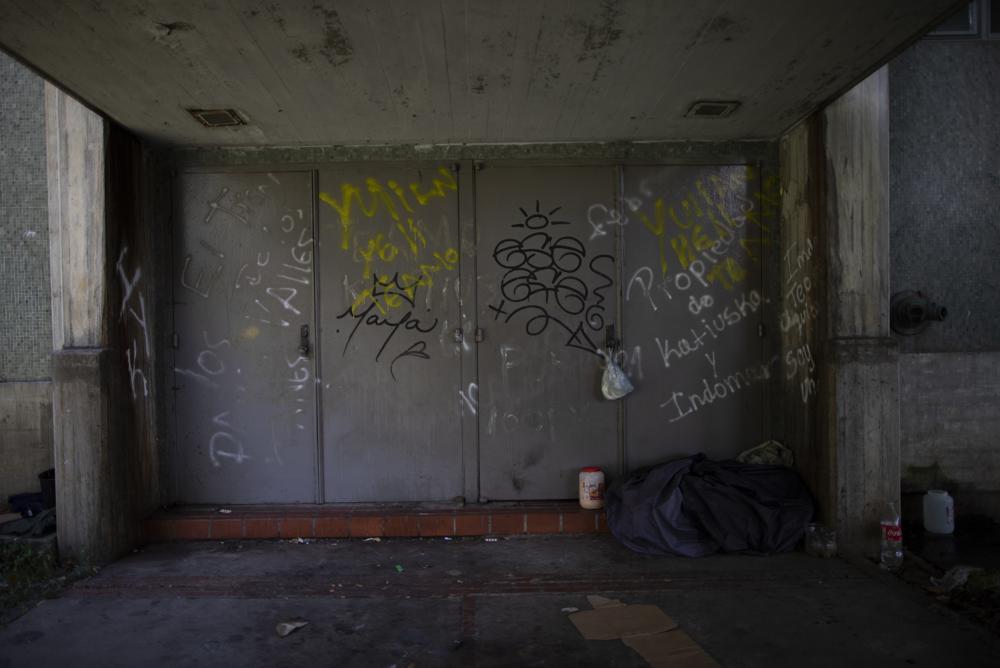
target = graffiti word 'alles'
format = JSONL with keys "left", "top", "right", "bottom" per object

{"left": 488, "top": 202, "right": 613, "bottom": 356}
{"left": 653, "top": 290, "right": 762, "bottom": 369}
{"left": 337, "top": 274, "right": 438, "bottom": 381}
{"left": 234, "top": 208, "right": 314, "bottom": 329}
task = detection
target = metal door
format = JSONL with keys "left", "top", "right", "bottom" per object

{"left": 173, "top": 172, "right": 318, "bottom": 503}
{"left": 476, "top": 166, "right": 619, "bottom": 500}
{"left": 621, "top": 165, "right": 767, "bottom": 469}
{"left": 317, "top": 165, "right": 464, "bottom": 501}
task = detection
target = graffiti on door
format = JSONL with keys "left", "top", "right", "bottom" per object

{"left": 319, "top": 167, "right": 460, "bottom": 380}
{"left": 174, "top": 173, "right": 317, "bottom": 490}
{"left": 487, "top": 200, "right": 614, "bottom": 356}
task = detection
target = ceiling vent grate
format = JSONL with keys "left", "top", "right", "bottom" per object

{"left": 685, "top": 101, "right": 740, "bottom": 118}
{"left": 187, "top": 108, "right": 245, "bottom": 128}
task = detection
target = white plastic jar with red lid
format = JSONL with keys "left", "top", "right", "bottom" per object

{"left": 579, "top": 467, "right": 605, "bottom": 510}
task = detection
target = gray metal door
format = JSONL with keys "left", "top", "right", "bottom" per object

{"left": 621, "top": 165, "right": 767, "bottom": 469}
{"left": 317, "top": 165, "right": 464, "bottom": 501}
{"left": 173, "top": 172, "right": 318, "bottom": 503}
{"left": 476, "top": 166, "right": 619, "bottom": 500}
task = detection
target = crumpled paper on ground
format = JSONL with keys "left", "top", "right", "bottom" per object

{"left": 929, "top": 565, "right": 983, "bottom": 594}
{"left": 275, "top": 620, "right": 309, "bottom": 637}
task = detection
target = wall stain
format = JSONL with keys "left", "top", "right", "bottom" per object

{"left": 564, "top": 0, "right": 624, "bottom": 65}
{"left": 523, "top": 450, "right": 543, "bottom": 468}
{"left": 291, "top": 44, "right": 311, "bottom": 64}
{"left": 687, "top": 13, "right": 748, "bottom": 50}
{"left": 265, "top": 3, "right": 286, "bottom": 31}
{"left": 903, "top": 462, "right": 959, "bottom": 492}
{"left": 313, "top": 4, "right": 355, "bottom": 66}
{"left": 154, "top": 21, "right": 194, "bottom": 37}
{"left": 392, "top": 84, "right": 412, "bottom": 108}
{"left": 543, "top": 52, "right": 561, "bottom": 89}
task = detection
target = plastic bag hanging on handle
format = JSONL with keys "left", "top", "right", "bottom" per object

{"left": 599, "top": 349, "right": 634, "bottom": 400}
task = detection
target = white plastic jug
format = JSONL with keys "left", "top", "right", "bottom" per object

{"left": 922, "top": 490, "right": 955, "bottom": 535}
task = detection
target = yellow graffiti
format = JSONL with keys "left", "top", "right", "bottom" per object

{"left": 706, "top": 258, "right": 748, "bottom": 290}
{"left": 634, "top": 166, "right": 777, "bottom": 291}
{"left": 669, "top": 223, "right": 714, "bottom": 269}
{"left": 636, "top": 199, "right": 669, "bottom": 277}
{"left": 357, "top": 233, "right": 400, "bottom": 281}
{"left": 240, "top": 325, "right": 260, "bottom": 340}
{"left": 396, "top": 217, "right": 427, "bottom": 257}
{"left": 318, "top": 166, "right": 457, "bottom": 251}
{"left": 349, "top": 248, "right": 459, "bottom": 315}
{"left": 409, "top": 168, "right": 459, "bottom": 205}
{"left": 319, "top": 167, "right": 460, "bottom": 313}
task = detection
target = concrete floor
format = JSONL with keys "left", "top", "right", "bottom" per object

{"left": 1, "top": 536, "right": 999, "bottom": 667}
{"left": 906, "top": 515, "right": 1000, "bottom": 572}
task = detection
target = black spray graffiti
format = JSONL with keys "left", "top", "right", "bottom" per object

{"left": 337, "top": 273, "right": 439, "bottom": 380}
{"left": 488, "top": 201, "right": 613, "bottom": 355}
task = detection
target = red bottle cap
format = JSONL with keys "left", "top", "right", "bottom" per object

{"left": 580, "top": 467, "right": 602, "bottom": 473}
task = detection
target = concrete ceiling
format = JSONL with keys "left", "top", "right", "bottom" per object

{"left": 0, "top": 1, "right": 960, "bottom": 147}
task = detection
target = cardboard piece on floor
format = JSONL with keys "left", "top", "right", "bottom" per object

{"left": 569, "top": 604, "right": 678, "bottom": 640}
{"left": 623, "top": 630, "right": 720, "bottom": 668}
{"left": 586, "top": 594, "right": 625, "bottom": 609}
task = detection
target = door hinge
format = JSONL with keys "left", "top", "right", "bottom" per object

{"left": 757, "top": 323, "right": 765, "bottom": 338}
{"left": 172, "top": 332, "right": 180, "bottom": 348}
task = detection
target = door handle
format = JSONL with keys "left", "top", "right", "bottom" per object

{"left": 605, "top": 324, "right": 619, "bottom": 351}
{"left": 299, "top": 324, "right": 310, "bottom": 357}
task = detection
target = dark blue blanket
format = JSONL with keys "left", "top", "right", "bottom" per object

{"left": 605, "top": 454, "right": 815, "bottom": 557}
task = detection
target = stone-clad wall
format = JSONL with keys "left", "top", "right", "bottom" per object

{"left": 0, "top": 51, "right": 53, "bottom": 501}
{"left": 0, "top": 50, "right": 51, "bottom": 380}
{"left": 890, "top": 40, "right": 1000, "bottom": 519}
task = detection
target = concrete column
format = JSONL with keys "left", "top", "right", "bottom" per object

{"left": 778, "top": 117, "right": 827, "bottom": 517}
{"left": 46, "top": 84, "right": 124, "bottom": 564}
{"left": 46, "top": 85, "right": 106, "bottom": 349}
{"left": 820, "top": 67, "right": 900, "bottom": 556}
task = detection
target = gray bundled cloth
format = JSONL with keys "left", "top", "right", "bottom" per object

{"left": 605, "top": 454, "right": 815, "bottom": 557}
{"left": 0, "top": 508, "right": 56, "bottom": 537}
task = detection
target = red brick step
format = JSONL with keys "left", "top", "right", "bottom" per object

{"left": 143, "top": 502, "right": 609, "bottom": 542}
